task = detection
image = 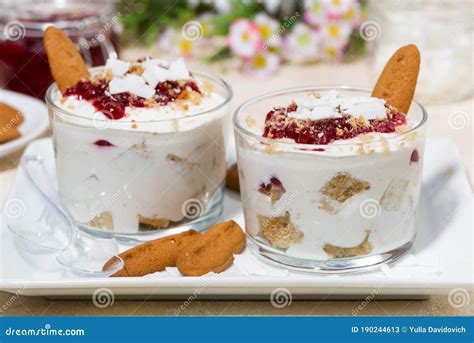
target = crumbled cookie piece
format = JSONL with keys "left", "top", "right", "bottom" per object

{"left": 319, "top": 198, "right": 336, "bottom": 214}
{"left": 88, "top": 211, "right": 113, "bottom": 231}
{"left": 258, "top": 212, "right": 303, "bottom": 249}
{"left": 128, "top": 64, "right": 144, "bottom": 75}
{"left": 258, "top": 176, "right": 285, "bottom": 204}
{"left": 380, "top": 179, "right": 408, "bottom": 211}
{"left": 323, "top": 231, "right": 372, "bottom": 258}
{"left": 138, "top": 215, "right": 170, "bottom": 230}
{"left": 320, "top": 172, "right": 370, "bottom": 203}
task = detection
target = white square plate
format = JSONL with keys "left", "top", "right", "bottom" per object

{"left": 0, "top": 138, "right": 472, "bottom": 299}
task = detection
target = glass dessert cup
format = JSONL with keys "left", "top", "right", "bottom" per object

{"left": 233, "top": 86, "right": 427, "bottom": 273}
{"left": 46, "top": 70, "right": 232, "bottom": 241}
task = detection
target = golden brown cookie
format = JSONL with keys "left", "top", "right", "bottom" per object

{"left": 0, "top": 119, "right": 20, "bottom": 143}
{"left": 43, "top": 26, "right": 90, "bottom": 93}
{"left": 372, "top": 44, "right": 420, "bottom": 113}
{"left": 103, "top": 230, "right": 201, "bottom": 277}
{"left": 177, "top": 220, "right": 245, "bottom": 276}
{"left": 226, "top": 164, "right": 240, "bottom": 192}
{"left": 0, "top": 103, "right": 24, "bottom": 127}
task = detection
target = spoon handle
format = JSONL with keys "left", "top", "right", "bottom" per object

{"left": 21, "top": 155, "right": 76, "bottom": 229}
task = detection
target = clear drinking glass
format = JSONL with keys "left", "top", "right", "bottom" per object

{"left": 46, "top": 69, "right": 232, "bottom": 239}
{"left": 233, "top": 86, "right": 427, "bottom": 273}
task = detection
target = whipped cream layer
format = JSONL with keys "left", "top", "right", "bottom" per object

{"left": 289, "top": 90, "right": 387, "bottom": 120}
{"left": 52, "top": 57, "right": 227, "bottom": 133}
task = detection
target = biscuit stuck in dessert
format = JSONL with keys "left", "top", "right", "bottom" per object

{"left": 258, "top": 212, "right": 303, "bottom": 249}
{"left": 44, "top": 26, "right": 90, "bottom": 93}
{"left": 372, "top": 44, "right": 420, "bottom": 113}
{"left": 323, "top": 231, "right": 373, "bottom": 258}
{"left": 104, "top": 230, "right": 201, "bottom": 277}
{"left": 176, "top": 220, "right": 245, "bottom": 276}
{"left": 320, "top": 172, "right": 370, "bottom": 203}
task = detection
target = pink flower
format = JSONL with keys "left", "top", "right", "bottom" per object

{"left": 228, "top": 19, "right": 262, "bottom": 58}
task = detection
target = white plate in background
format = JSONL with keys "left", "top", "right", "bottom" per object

{"left": 0, "top": 89, "right": 49, "bottom": 157}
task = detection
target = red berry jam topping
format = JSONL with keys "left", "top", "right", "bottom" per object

{"left": 63, "top": 59, "right": 201, "bottom": 121}
{"left": 263, "top": 103, "right": 407, "bottom": 145}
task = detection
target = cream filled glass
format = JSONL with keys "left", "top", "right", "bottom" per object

{"left": 233, "top": 86, "right": 427, "bottom": 272}
{"left": 46, "top": 57, "right": 232, "bottom": 235}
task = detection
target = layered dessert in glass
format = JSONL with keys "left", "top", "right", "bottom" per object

{"left": 234, "top": 87, "right": 427, "bottom": 271}
{"left": 46, "top": 57, "right": 232, "bottom": 235}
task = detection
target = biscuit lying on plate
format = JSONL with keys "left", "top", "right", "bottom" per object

{"left": 177, "top": 220, "right": 245, "bottom": 276}
{"left": 103, "top": 230, "right": 201, "bottom": 277}
{"left": 0, "top": 103, "right": 23, "bottom": 143}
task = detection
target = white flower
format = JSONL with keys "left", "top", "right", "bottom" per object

{"left": 255, "top": 13, "right": 282, "bottom": 49}
{"left": 320, "top": 42, "right": 344, "bottom": 62}
{"left": 304, "top": 0, "right": 327, "bottom": 27}
{"left": 341, "top": 1, "right": 361, "bottom": 26}
{"left": 245, "top": 51, "right": 280, "bottom": 78}
{"left": 320, "top": 20, "right": 352, "bottom": 46}
{"left": 283, "top": 23, "right": 320, "bottom": 62}
{"left": 261, "top": 0, "right": 282, "bottom": 14}
{"left": 214, "top": 0, "right": 232, "bottom": 13}
{"left": 228, "top": 19, "right": 262, "bottom": 58}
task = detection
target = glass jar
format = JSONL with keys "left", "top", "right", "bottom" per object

{"left": 0, "top": 0, "right": 120, "bottom": 99}
{"left": 234, "top": 86, "right": 427, "bottom": 273}
{"left": 46, "top": 68, "right": 232, "bottom": 239}
{"left": 368, "top": 0, "right": 473, "bottom": 104}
